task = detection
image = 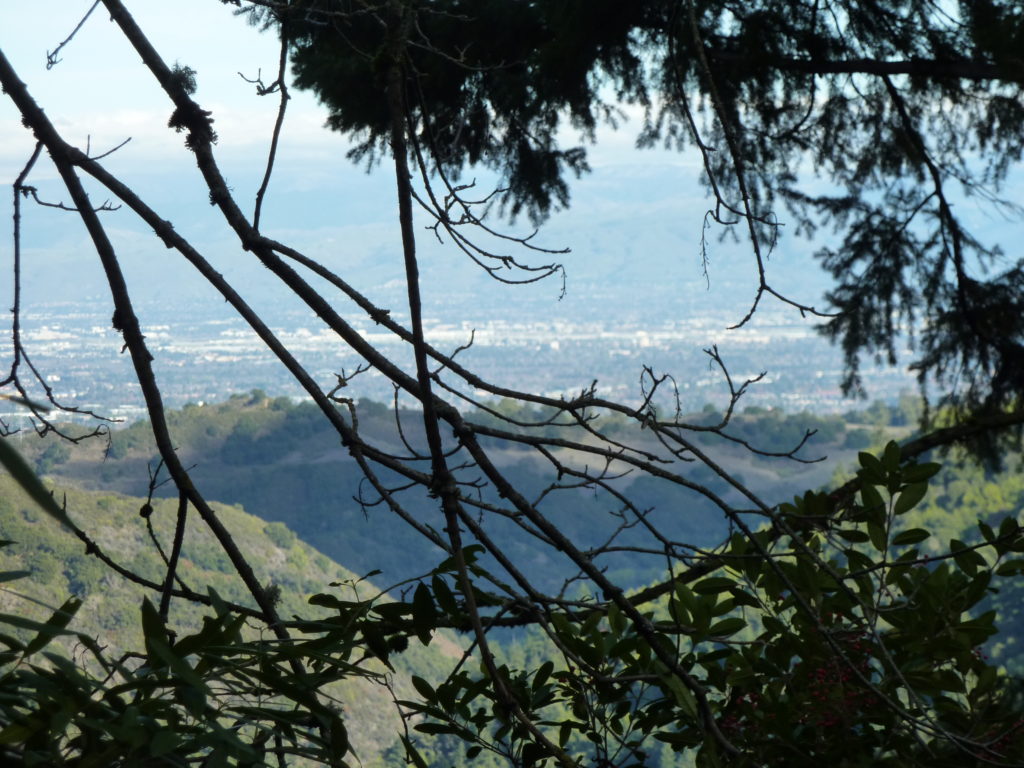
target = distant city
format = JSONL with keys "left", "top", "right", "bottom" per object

{"left": 1, "top": 290, "right": 917, "bottom": 428}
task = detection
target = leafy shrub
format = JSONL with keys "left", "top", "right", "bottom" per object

{"left": 264, "top": 521, "right": 297, "bottom": 550}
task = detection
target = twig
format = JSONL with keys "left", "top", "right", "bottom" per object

{"left": 46, "top": 0, "right": 102, "bottom": 69}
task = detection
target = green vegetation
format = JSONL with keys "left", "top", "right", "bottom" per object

{"left": 6, "top": 430, "right": 1024, "bottom": 766}
{"left": 4, "top": 1, "right": 1024, "bottom": 764}
{"left": 33, "top": 392, "right": 886, "bottom": 590}
{"left": 26, "top": 390, "right": 1024, "bottom": 607}
{"left": 0, "top": 468, "right": 465, "bottom": 764}
{"left": 7, "top": 395, "right": 1024, "bottom": 766}
{"left": 376, "top": 442, "right": 1024, "bottom": 767}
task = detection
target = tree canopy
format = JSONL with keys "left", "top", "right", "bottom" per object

{"left": 2, "top": 1, "right": 1024, "bottom": 765}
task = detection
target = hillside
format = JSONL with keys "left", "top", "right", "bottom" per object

{"left": 5, "top": 393, "right": 1024, "bottom": 765}
{"left": 16, "top": 392, "right": 1024, "bottom": 672}
{"left": 0, "top": 470, "right": 464, "bottom": 762}
{"left": 22, "top": 391, "right": 908, "bottom": 592}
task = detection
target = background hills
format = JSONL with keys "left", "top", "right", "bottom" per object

{"left": 21, "top": 391, "right": 902, "bottom": 590}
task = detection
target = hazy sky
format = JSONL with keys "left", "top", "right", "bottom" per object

{"left": 2, "top": 1, "right": 755, "bottom": 321}
{"left": 0, "top": 2, "right": 299, "bottom": 154}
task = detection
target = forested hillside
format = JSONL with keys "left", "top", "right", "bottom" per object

{"left": 23, "top": 391, "right": 906, "bottom": 589}
{"left": 15, "top": 392, "right": 1024, "bottom": 678}
{"left": 6, "top": 393, "right": 1024, "bottom": 765}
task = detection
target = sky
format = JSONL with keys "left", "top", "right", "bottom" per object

{"left": 0, "top": 1, "right": 809, "bottom": 316}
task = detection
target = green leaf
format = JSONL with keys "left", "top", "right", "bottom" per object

{"left": 401, "top": 736, "right": 430, "bottom": 768}
{"left": 957, "top": 610, "right": 998, "bottom": 645}
{"left": 996, "top": 559, "right": 1024, "bottom": 576}
{"left": 901, "top": 461, "right": 942, "bottom": 482}
{"left": 0, "top": 439, "right": 73, "bottom": 529}
{"left": 24, "top": 596, "right": 82, "bottom": 655}
{"left": 533, "top": 660, "right": 554, "bottom": 691}
{"left": 974, "top": 665, "right": 998, "bottom": 695}
{"left": 149, "top": 730, "right": 180, "bottom": 758}
{"left": 559, "top": 721, "right": 572, "bottom": 747}
{"left": 978, "top": 519, "right": 995, "bottom": 543}
{"left": 581, "top": 609, "right": 603, "bottom": 636}
{"left": 654, "top": 730, "right": 699, "bottom": 746}
{"left": 0, "top": 723, "right": 34, "bottom": 745}
{"left": 762, "top": 615, "right": 786, "bottom": 636}
{"left": 434, "top": 544, "right": 485, "bottom": 573}
{"left": 867, "top": 522, "right": 888, "bottom": 552}
{"left": 708, "top": 618, "right": 746, "bottom": 637}
{"left": 414, "top": 723, "right": 459, "bottom": 736}
{"left": 859, "top": 483, "right": 886, "bottom": 525}
{"left": 728, "top": 588, "right": 761, "bottom": 609}
{"left": 858, "top": 452, "right": 887, "bottom": 483}
{"left": 836, "top": 529, "right": 869, "bottom": 543}
{"left": 140, "top": 599, "right": 209, "bottom": 702}
{"left": 308, "top": 593, "right": 351, "bottom": 610}
{"left": 411, "top": 675, "right": 435, "bottom": 702}
{"left": 892, "top": 528, "right": 931, "bottom": 546}
{"left": 522, "top": 742, "right": 549, "bottom": 767}
{"left": 412, "top": 582, "right": 436, "bottom": 645}
{"left": 881, "top": 440, "right": 901, "bottom": 473}
{"left": 950, "top": 540, "right": 985, "bottom": 576}
{"left": 329, "top": 715, "right": 348, "bottom": 760}
{"left": 431, "top": 574, "right": 458, "bottom": 616}
{"left": 963, "top": 572, "right": 992, "bottom": 609}
{"left": 674, "top": 583, "right": 697, "bottom": 614}
{"left": 607, "top": 600, "right": 626, "bottom": 633}
{"left": 844, "top": 547, "right": 874, "bottom": 569}
{"left": 697, "top": 648, "right": 731, "bottom": 667}
{"left": 893, "top": 481, "right": 928, "bottom": 515}
{"left": 659, "top": 673, "right": 699, "bottom": 719}
{"left": 692, "top": 577, "right": 735, "bottom": 595}
{"left": 667, "top": 598, "right": 691, "bottom": 628}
